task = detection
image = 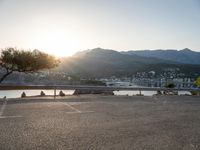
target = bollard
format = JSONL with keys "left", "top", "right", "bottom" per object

{"left": 54, "top": 87, "right": 56, "bottom": 100}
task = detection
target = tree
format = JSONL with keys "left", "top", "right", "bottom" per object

{"left": 193, "top": 76, "right": 200, "bottom": 96}
{"left": 195, "top": 76, "right": 200, "bottom": 87}
{"left": 0, "top": 48, "right": 60, "bottom": 83}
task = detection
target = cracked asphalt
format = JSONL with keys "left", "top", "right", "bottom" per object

{"left": 0, "top": 95, "right": 200, "bottom": 150}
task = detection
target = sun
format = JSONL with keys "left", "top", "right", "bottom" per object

{"left": 22, "top": 22, "right": 91, "bottom": 57}
{"left": 33, "top": 30, "right": 77, "bottom": 57}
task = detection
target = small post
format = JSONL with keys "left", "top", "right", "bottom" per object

{"left": 54, "top": 86, "right": 56, "bottom": 100}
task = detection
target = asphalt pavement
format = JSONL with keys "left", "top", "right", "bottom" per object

{"left": 0, "top": 95, "right": 200, "bottom": 150}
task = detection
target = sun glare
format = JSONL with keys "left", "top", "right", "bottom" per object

{"left": 33, "top": 30, "right": 78, "bottom": 57}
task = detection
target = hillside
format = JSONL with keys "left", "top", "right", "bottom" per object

{"left": 121, "top": 48, "right": 200, "bottom": 64}
{"left": 58, "top": 48, "right": 200, "bottom": 77}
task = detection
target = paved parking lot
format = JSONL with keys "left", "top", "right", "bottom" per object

{"left": 0, "top": 95, "right": 200, "bottom": 150}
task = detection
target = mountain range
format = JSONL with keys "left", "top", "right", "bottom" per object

{"left": 58, "top": 48, "right": 200, "bottom": 77}
{"left": 121, "top": 48, "right": 200, "bottom": 64}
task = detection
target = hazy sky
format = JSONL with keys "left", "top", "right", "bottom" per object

{"left": 0, "top": 0, "right": 200, "bottom": 56}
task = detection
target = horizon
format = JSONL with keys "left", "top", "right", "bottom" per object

{"left": 0, "top": 0, "right": 200, "bottom": 56}
{"left": 0, "top": 47, "right": 199, "bottom": 58}
{"left": 63, "top": 47, "right": 199, "bottom": 57}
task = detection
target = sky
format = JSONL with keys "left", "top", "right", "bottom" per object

{"left": 0, "top": 0, "right": 200, "bottom": 56}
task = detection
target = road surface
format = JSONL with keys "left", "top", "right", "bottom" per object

{"left": 0, "top": 95, "right": 200, "bottom": 150}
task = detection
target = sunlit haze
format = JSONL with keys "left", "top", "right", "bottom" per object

{"left": 0, "top": 0, "right": 200, "bottom": 56}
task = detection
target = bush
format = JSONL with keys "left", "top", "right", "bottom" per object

{"left": 190, "top": 91, "right": 198, "bottom": 96}
{"left": 165, "top": 83, "right": 175, "bottom": 88}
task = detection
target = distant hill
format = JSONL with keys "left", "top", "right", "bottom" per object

{"left": 121, "top": 48, "right": 200, "bottom": 64}
{"left": 58, "top": 48, "right": 200, "bottom": 77}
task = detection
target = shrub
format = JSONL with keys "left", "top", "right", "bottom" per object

{"left": 165, "top": 83, "right": 175, "bottom": 88}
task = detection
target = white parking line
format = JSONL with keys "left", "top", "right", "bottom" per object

{"left": 59, "top": 101, "right": 82, "bottom": 113}
{"left": 65, "top": 111, "right": 94, "bottom": 114}
{"left": 57, "top": 101, "right": 94, "bottom": 114}
{"left": 0, "top": 115, "right": 22, "bottom": 119}
{"left": 0, "top": 100, "right": 7, "bottom": 116}
{"left": 0, "top": 100, "right": 23, "bottom": 119}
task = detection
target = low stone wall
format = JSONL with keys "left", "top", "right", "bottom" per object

{"left": 73, "top": 89, "right": 114, "bottom": 95}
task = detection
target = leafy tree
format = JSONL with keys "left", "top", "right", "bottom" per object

{"left": 195, "top": 76, "right": 200, "bottom": 87}
{"left": 192, "top": 77, "right": 200, "bottom": 96}
{"left": 0, "top": 48, "right": 60, "bottom": 83}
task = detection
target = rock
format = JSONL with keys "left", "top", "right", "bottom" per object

{"left": 59, "top": 91, "right": 65, "bottom": 96}
{"left": 163, "top": 90, "right": 178, "bottom": 95}
{"left": 157, "top": 90, "right": 162, "bottom": 95}
{"left": 40, "top": 91, "right": 46, "bottom": 96}
{"left": 21, "top": 92, "right": 26, "bottom": 98}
